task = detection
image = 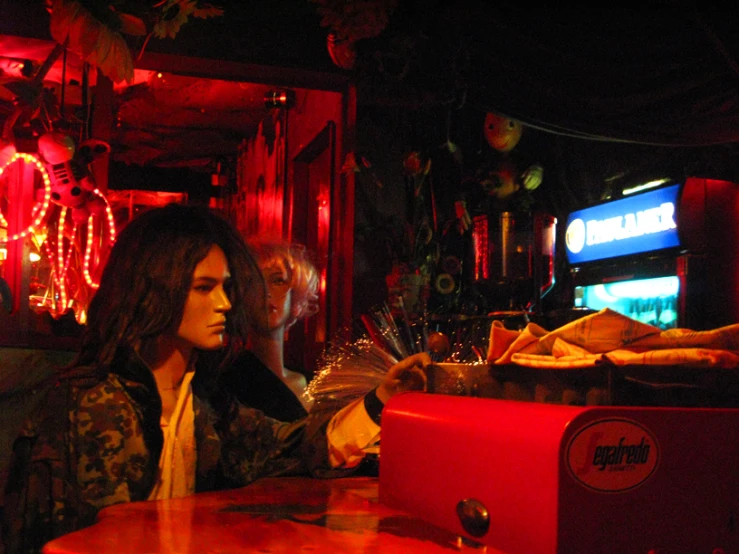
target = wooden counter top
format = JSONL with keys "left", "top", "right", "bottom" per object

{"left": 42, "top": 477, "right": 487, "bottom": 553}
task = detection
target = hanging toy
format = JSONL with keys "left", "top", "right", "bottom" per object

{"left": 31, "top": 133, "right": 115, "bottom": 322}
{"left": 484, "top": 112, "right": 523, "bottom": 153}
{"left": 520, "top": 163, "right": 544, "bottom": 191}
{"left": 479, "top": 157, "right": 519, "bottom": 201}
{"left": 480, "top": 112, "right": 544, "bottom": 204}
{"left": 36, "top": 133, "right": 110, "bottom": 224}
{"left": 37, "top": 132, "right": 94, "bottom": 223}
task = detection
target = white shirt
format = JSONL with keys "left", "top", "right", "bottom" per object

{"left": 149, "top": 376, "right": 380, "bottom": 500}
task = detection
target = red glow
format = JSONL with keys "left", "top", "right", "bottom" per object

{"left": 472, "top": 215, "right": 489, "bottom": 280}
{"left": 317, "top": 189, "right": 330, "bottom": 243}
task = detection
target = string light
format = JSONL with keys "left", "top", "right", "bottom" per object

{"left": 0, "top": 153, "right": 52, "bottom": 243}
{"left": 83, "top": 216, "right": 97, "bottom": 289}
{"left": 56, "top": 207, "right": 68, "bottom": 310}
{"left": 1, "top": 154, "right": 116, "bottom": 318}
{"left": 95, "top": 188, "right": 117, "bottom": 242}
{"left": 41, "top": 239, "right": 60, "bottom": 312}
{"left": 83, "top": 189, "right": 116, "bottom": 289}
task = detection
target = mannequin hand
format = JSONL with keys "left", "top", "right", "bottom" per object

{"left": 376, "top": 352, "right": 431, "bottom": 404}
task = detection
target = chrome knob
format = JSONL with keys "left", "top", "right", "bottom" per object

{"left": 456, "top": 497, "right": 490, "bottom": 538}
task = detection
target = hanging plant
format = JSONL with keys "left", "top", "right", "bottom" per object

{"left": 45, "top": 0, "right": 224, "bottom": 84}
{"left": 311, "top": 0, "right": 398, "bottom": 43}
{"left": 153, "top": 0, "right": 224, "bottom": 39}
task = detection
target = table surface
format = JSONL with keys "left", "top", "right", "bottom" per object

{"left": 42, "top": 477, "right": 490, "bottom": 554}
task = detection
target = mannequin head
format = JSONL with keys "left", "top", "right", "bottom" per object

{"left": 247, "top": 240, "right": 319, "bottom": 333}
{"left": 79, "top": 203, "right": 259, "bottom": 368}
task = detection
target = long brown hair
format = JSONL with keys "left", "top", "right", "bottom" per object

{"left": 75, "top": 203, "right": 262, "bottom": 369}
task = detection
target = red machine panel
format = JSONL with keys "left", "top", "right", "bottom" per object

{"left": 380, "top": 393, "right": 739, "bottom": 554}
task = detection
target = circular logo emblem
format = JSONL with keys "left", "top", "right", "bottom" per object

{"left": 565, "top": 418, "right": 659, "bottom": 493}
{"left": 565, "top": 218, "right": 586, "bottom": 254}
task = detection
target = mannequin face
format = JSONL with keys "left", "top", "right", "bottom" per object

{"left": 175, "top": 245, "right": 232, "bottom": 351}
{"left": 260, "top": 257, "right": 293, "bottom": 331}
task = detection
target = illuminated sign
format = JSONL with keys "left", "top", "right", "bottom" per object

{"left": 565, "top": 184, "right": 681, "bottom": 264}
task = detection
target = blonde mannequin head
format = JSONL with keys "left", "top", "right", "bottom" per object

{"left": 247, "top": 240, "right": 319, "bottom": 330}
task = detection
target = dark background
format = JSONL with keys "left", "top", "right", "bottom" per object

{"left": 5, "top": 0, "right": 739, "bottom": 317}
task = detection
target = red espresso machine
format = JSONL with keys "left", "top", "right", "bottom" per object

{"left": 379, "top": 181, "right": 739, "bottom": 554}
{"left": 380, "top": 393, "right": 739, "bottom": 554}
{"left": 564, "top": 177, "right": 739, "bottom": 330}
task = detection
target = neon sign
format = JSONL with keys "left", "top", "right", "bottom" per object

{"left": 565, "top": 184, "right": 681, "bottom": 264}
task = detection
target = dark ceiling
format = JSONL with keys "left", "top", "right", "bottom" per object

{"left": 0, "top": 0, "right": 334, "bottom": 72}
{"left": 3, "top": 1, "right": 739, "bottom": 196}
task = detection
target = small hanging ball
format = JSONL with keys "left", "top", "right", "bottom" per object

{"left": 428, "top": 331, "right": 451, "bottom": 358}
{"left": 521, "top": 163, "right": 544, "bottom": 191}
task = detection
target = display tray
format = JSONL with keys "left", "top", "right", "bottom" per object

{"left": 427, "top": 362, "right": 739, "bottom": 408}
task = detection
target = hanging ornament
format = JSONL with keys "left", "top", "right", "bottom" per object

{"left": 484, "top": 112, "right": 523, "bottom": 152}
{"left": 36, "top": 132, "right": 98, "bottom": 220}
{"left": 521, "top": 163, "right": 544, "bottom": 191}
{"left": 326, "top": 32, "right": 356, "bottom": 70}
{"left": 479, "top": 157, "right": 519, "bottom": 200}
{"left": 427, "top": 331, "right": 451, "bottom": 359}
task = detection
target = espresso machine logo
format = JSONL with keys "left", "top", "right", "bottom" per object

{"left": 565, "top": 418, "right": 660, "bottom": 492}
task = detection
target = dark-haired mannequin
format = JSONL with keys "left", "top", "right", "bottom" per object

{"left": 2, "top": 205, "right": 429, "bottom": 554}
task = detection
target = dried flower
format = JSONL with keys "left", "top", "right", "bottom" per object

{"left": 402, "top": 151, "right": 423, "bottom": 176}
{"left": 311, "top": 0, "right": 398, "bottom": 42}
{"left": 435, "top": 273, "right": 455, "bottom": 295}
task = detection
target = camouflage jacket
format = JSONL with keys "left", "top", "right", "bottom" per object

{"left": 1, "top": 351, "right": 325, "bottom": 554}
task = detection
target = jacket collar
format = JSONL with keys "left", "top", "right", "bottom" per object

{"left": 114, "top": 349, "right": 165, "bottom": 468}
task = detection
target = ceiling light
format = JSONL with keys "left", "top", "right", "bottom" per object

{"left": 264, "top": 89, "right": 296, "bottom": 109}
{"left": 622, "top": 178, "right": 672, "bottom": 196}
